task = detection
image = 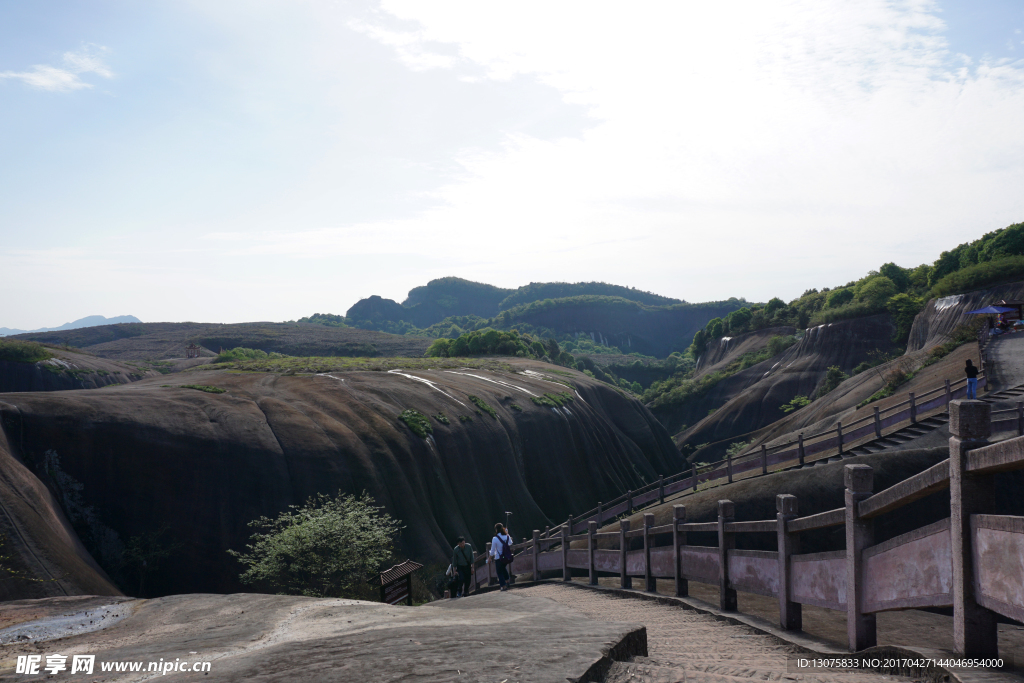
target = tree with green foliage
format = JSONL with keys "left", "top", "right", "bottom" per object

{"left": 825, "top": 289, "right": 854, "bottom": 309}
{"left": 854, "top": 276, "right": 897, "bottom": 308}
{"left": 0, "top": 340, "right": 53, "bottom": 363}
{"left": 816, "top": 366, "right": 849, "bottom": 398}
{"left": 879, "top": 263, "right": 911, "bottom": 292}
{"left": 886, "top": 293, "right": 925, "bottom": 344}
{"left": 725, "top": 307, "right": 752, "bottom": 334}
{"left": 228, "top": 492, "right": 401, "bottom": 600}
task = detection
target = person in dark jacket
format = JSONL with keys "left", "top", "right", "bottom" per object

{"left": 966, "top": 359, "right": 979, "bottom": 399}
{"left": 451, "top": 536, "right": 473, "bottom": 598}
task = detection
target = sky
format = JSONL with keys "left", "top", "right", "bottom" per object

{"left": 1, "top": 0, "right": 1023, "bottom": 330}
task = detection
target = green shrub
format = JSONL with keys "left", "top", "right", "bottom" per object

{"left": 929, "top": 255, "right": 1024, "bottom": 297}
{"left": 825, "top": 289, "right": 854, "bottom": 309}
{"left": 815, "top": 366, "right": 849, "bottom": 398}
{"left": 227, "top": 491, "right": 400, "bottom": 599}
{"left": 726, "top": 441, "right": 749, "bottom": 457}
{"left": 886, "top": 293, "right": 924, "bottom": 344}
{"left": 531, "top": 392, "right": 575, "bottom": 408}
{"left": 214, "top": 347, "right": 285, "bottom": 363}
{"left": 399, "top": 409, "right": 432, "bottom": 438}
{"left": 468, "top": 395, "right": 497, "bottom": 419}
{"left": 458, "top": 414, "right": 472, "bottom": 422}
{"left": 509, "top": 403, "right": 523, "bottom": 412}
{"left": 781, "top": 395, "right": 811, "bottom": 413}
{"left": 432, "top": 413, "right": 450, "bottom": 425}
{"left": 178, "top": 385, "right": 226, "bottom": 394}
{"left": 0, "top": 339, "right": 53, "bottom": 363}
{"left": 767, "top": 335, "right": 797, "bottom": 356}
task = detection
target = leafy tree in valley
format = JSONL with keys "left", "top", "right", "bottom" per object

{"left": 886, "top": 293, "right": 925, "bottom": 344}
{"left": 228, "top": 492, "right": 401, "bottom": 600}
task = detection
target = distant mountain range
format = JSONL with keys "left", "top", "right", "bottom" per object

{"left": 0, "top": 315, "right": 142, "bottom": 337}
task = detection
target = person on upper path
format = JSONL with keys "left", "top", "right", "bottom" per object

{"left": 450, "top": 536, "right": 473, "bottom": 598}
{"left": 488, "top": 523, "right": 514, "bottom": 591}
{"left": 966, "top": 359, "right": 979, "bottom": 399}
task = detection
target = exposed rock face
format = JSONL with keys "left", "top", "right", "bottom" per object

{"left": 0, "top": 350, "right": 159, "bottom": 393}
{"left": 908, "top": 282, "right": 1024, "bottom": 353}
{"left": 0, "top": 361, "right": 681, "bottom": 599}
{"left": 665, "top": 315, "right": 898, "bottom": 455}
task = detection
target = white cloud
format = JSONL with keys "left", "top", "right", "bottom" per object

{"left": 0, "top": 46, "right": 112, "bottom": 92}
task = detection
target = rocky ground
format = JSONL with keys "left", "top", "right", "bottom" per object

{"left": 0, "top": 591, "right": 643, "bottom": 682}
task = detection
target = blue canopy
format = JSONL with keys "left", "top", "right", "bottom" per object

{"left": 965, "top": 306, "right": 1015, "bottom": 315}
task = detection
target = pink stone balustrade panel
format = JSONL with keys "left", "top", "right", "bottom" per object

{"left": 594, "top": 549, "right": 620, "bottom": 573}
{"left": 863, "top": 519, "right": 952, "bottom": 613}
{"left": 626, "top": 549, "right": 646, "bottom": 576}
{"left": 790, "top": 550, "right": 847, "bottom": 611}
{"left": 880, "top": 409, "right": 911, "bottom": 430}
{"left": 972, "top": 515, "right": 1024, "bottom": 624}
{"left": 727, "top": 549, "right": 779, "bottom": 598}
{"left": 650, "top": 547, "right": 674, "bottom": 578}
{"left": 680, "top": 546, "right": 719, "bottom": 584}
{"left": 846, "top": 423, "right": 876, "bottom": 443}
{"left": 510, "top": 553, "right": 534, "bottom": 576}
{"left": 991, "top": 418, "right": 1020, "bottom": 434}
{"left": 537, "top": 551, "right": 562, "bottom": 572}
{"left": 804, "top": 435, "right": 839, "bottom": 458}
{"left": 567, "top": 549, "right": 589, "bottom": 570}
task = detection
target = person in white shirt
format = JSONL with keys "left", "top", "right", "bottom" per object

{"left": 488, "top": 523, "right": 514, "bottom": 591}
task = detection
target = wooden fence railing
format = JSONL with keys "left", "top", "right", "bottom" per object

{"left": 470, "top": 399, "right": 1024, "bottom": 657}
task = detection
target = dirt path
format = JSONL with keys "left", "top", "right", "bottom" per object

{"left": 519, "top": 584, "right": 922, "bottom": 683}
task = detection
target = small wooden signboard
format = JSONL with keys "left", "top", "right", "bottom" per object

{"left": 378, "top": 560, "right": 423, "bottom": 606}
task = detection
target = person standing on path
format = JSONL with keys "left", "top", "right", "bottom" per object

{"left": 488, "top": 523, "right": 514, "bottom": 591}
{"left": 451, "top": 536, "right": 473, "bottom": 598}
{"left": 966, "top": 359, "right": 979, "bottom": 399}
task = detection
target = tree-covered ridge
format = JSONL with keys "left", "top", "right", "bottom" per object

{"left": 498, "top": 281, "right": 682, "bottom": 311}
{"left": 402, "top": 276, "right": 513, "bottom": 313}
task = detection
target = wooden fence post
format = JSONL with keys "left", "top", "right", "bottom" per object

{"left": 798, "top": 433, "right": 805, "bottom": 466}
{"left": 644, "top": 513, "right": 655, "bottom": 592}
{"left": 673, "top": 505, "right": 687, "bottom": 597}
{"left": 532, "top": 530, "right": 540, "bottom": 582}
{"left": 1017, "top": 402, "right": 1023, "bottom": 437}
{"left": 727, "top": 453, "right": 733, "bottom": 483}
{"left": 909, "top": 392, "right": 917, "bottom": 424}
{"left": 776, "top": 494, "right": 801, "bottom": 631}
{"left": 837, "top": 422, "right": 843, "bottom": 455}
{"left": 873, "top": 407, "right": 881, "bottom": 439}
{"left": 619, "top": 519, "right": 630, "bottom": 589}
{"left": 845, "top": 464, "right": 875, "bottom": 651}
{"left": 950, "top": 399, "right": 997, "bottom": 657}
{"left": 718, "top": 500, "right": 737, "bottom": 611}
{"left": 761, "top": 444, "right": 767, "bottom": 475}
{"left": 588, "top": 521, "right": 597, "bottom": 585}
{"left": 659, "top": 475, "right": 665, "bottom": 504}
{"left": 692, "top": 463, "right": 698, "bottom": 491}
{"left": 561, "top": 525, "right": 570, "bottom": 582}
{"left": 487, "top": 542, "right": 496, "bottom": 586}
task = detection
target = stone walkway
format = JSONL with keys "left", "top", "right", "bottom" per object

{"left": 519, "top": 584, "right": 923, "bottom": 683}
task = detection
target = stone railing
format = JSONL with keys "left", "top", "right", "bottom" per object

{"left": 470, "top": 399, "right": 1024, "bottom": 657}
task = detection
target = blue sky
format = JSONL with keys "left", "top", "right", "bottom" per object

{"left": 1, "top": 0, "right": 1023, "bottom": 329}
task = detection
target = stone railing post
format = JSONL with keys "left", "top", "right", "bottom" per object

{"left": 692, "top": 463, "right": 698, "bottom": 491}
{"left": 487, "top": 542, "right": 496, "bottom": 586}
{"left": 1017, "top": 402, "right": 1023, "bottom": 437}
{"left": 761, "top": 444, "right": 768, "bottom": 475}
{"left": 909, "top": 392, "right": 917, "bottom": 424}
{"left": 945, "top": 379, "right": 952, "bottom": 407}
{"left": 659, "top": 475, "right": 665, "bottom": 504}
{"left": 627, "top": 490, "right": 633, "bottom": 515}
{"left": 845, "top": 464, "right": 875, "bottom": 651}
{"left": 776, "top": 494, "right": 801, "bottom": 631}
{"left": 950, "top": 399, "right": 997, "bottom": 657}
{"left": 644, "top": 513, "right": 655, "bottom": 592}
{"left": 837, "top": 422, "right": 844, "bottom": 455}
{"left": 567, "top": 513, "right": 574, "bottom": 536}
{"left": 588, "top": 521, "right": 597, "bottom": 585}
{"left": 727, "top": 453, "right": 733, "bottom": 483}
{"left": 561, "top": 525, "right": 571, "bottom": 582}
{"left": 619, "top": 519, "right": 631, "bottom": 589}
{"left": 873, "top": 407, "right": 881, "bottom": 439}
{"left": 797, "top": 433, "right": 805, "bottom": 466}
{"left": 673, "top": 505, "right": 687, "bottom": 597}
{"left": 718, "top": 500, "right": 737, "bottom": 611}
{"left": 596, "top": 501, "right": 603, "bottom": 526}
{"left": 532, "top": 530, "right": 540, "bottom": 582}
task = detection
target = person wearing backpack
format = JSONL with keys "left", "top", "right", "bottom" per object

{"left": 488, "top": 523, "right": 514, "bottom": 591}
{"left": 450, "top": 536, "right": 473, "bottom": 598}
